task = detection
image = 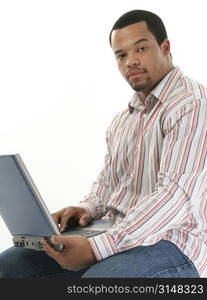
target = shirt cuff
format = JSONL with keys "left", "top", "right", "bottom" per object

{"left": 88, "top": 232, "right": 119, "bottom": 261}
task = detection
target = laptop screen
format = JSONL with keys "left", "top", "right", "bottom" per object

{"left": 0, "top": 155, "right": 57, "bottom": 237}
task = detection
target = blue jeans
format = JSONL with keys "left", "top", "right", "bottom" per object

{"left": 0, "top": 240, "right": 199, "bottom": 278}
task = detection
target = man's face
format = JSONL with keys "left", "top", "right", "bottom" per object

{"left": 111, "top": 21, "right": 171, "bottom": 100}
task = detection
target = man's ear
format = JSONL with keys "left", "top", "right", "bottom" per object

{"left": 161, "top": 39, "right": 171, "bottom": 56}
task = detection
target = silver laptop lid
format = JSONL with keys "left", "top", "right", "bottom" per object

{"left": 0, "top": 154, "right": 60, "bottom": 237}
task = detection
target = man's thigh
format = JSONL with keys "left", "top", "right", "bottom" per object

{"left": 0, "top": 246, "right": 86, "bottom": 278}
{"left": 82, "top": 240, "right": 200, "bottom": 278}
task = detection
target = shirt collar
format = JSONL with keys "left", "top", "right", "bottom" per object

{"left": 129, "top": 66, "right": 183, "bottom": 113}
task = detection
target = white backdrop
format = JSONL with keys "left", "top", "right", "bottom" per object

{"left": 0, "top": 0, "right": 206, "bottom": 252}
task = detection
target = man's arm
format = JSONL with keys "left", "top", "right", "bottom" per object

{"left": 78, "top": 126, "right": 113, "bottom": 219}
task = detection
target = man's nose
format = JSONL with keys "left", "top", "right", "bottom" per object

{"left": 126, "top": 54, "right": 140, "bottom": 68}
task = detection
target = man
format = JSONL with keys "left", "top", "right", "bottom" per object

{"left": 0, "top": 9, "right": 206, "bottom": 278}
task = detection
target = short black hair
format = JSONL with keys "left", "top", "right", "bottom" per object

{"left": 109, "top": 10, "right": 168, "bottom": 46}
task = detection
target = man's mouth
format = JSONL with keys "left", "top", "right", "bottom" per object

{"left": 127, "top": 70, "right": 146, "bottom": 80}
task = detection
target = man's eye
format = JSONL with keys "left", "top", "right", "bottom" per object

{"left": 137, "top": 47, "right": 145, "bottom": 53}
{"left": 117, "top": 54, "right": 126, "bottom": 60}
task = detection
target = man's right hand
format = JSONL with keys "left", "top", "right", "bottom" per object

{"left": 52, "top": 206, "right": 92, "bottom": 232}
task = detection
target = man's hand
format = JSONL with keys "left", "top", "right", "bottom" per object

{"left": 41, "top": 235, "right": 97, "bottom": 271}
{"left": 52, "top": 206, "right": 92, "bottom": 232}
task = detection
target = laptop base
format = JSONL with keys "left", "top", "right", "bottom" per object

{"left": 13, "top": 235, "right": 64, "bottom": 252}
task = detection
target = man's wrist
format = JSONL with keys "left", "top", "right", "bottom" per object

{"left": 78, "top": 202, "right": 96, "bottom": 218}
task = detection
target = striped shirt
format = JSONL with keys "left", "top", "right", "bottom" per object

{"left": 79, "top": 66, "right": 207, "bottom": 277}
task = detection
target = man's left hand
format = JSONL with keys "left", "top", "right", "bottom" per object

{"left": 41, "top": 235, "right": 97, "bottom": 270}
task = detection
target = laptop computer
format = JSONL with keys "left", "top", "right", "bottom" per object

{"left": 0, "top": 154, "right": 113, "bottom": 252}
